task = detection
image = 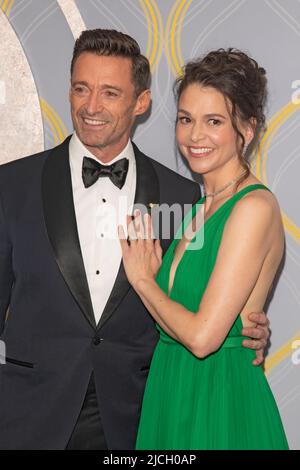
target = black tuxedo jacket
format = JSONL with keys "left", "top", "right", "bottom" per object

{"left": 0, "top": 136, "right": 201, "bottom": 449}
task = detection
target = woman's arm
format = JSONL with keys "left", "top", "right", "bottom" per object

{"left": 119, "top": 195, "right": 282, "bottom": 358}
{"left": 186, "top": 194, "right": 282, "bottom": 357}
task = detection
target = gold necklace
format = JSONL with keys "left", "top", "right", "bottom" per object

{"left": 204, "top": 169, "right": 248, "bottom": 198}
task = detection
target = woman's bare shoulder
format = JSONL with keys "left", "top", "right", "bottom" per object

{"left": 222, "top": 183, "right": 283, "bottom": 249}
{"left": 233, "top": 181, "right": 281, "bottom": 222}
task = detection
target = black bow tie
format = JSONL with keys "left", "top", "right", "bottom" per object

{"left": 82, "top": 156, "right": 129, "bottom": 189}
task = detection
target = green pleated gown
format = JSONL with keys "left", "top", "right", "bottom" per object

{"left": 136, "top": 184, "right": 289, "bottom": 450}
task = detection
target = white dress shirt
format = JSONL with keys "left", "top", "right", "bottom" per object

{"left": 69, "top": 133, "right": 136, "bottom": 325}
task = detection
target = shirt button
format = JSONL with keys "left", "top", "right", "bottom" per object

{"left": 93, "top": 336, "right": 103, "bottom": 346}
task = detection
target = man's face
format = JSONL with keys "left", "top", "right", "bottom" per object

{"left": 70, "top": 52, "right": 150, "bottom": 162}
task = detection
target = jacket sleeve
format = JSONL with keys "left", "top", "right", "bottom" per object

{"left": 0, "top": 190, "right": 14, "bottom": 336}
{"left": 191, "top": 182, "right": 202, "bottom": 205}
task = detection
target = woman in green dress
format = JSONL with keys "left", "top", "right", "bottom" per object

{"left": 119, "top": 49, "right": 289, "bottom": 450}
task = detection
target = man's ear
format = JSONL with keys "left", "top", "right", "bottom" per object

{"left": 134, "top": 89, "right": 151, "bottom": 117}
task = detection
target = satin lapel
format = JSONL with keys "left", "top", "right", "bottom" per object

{"left": 97, "top": 142, "right": 160, "bottom": 330}
{"left": 42, "top": 136, "right": 96, "bottom": 329}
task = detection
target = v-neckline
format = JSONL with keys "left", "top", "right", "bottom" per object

{"left": 167, "top": 183, "right": 269, "bottom": 296}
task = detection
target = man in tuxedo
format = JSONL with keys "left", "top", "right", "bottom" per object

{"left": 0, "top": 29, "right": 270, "bottom": 450}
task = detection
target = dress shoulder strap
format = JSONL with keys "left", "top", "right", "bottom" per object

{"left": 214, "top": 183, "right": 271, "bottom": 219}
{"left": 233, "top": 183, "right": 271, "bottom": 198}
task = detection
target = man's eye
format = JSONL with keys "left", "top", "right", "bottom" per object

{"left": 106, "top": 91, "right": 118, "bottom": 97}
{"left": 74, "top": 87, "right": 86, "bottom": 94}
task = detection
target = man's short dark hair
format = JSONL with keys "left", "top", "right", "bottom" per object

{"left": 71, "top": 29, "right": 151, "bottom": 97}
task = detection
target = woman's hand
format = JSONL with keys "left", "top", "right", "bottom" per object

{"left": 118, "top": 210, "right": 163, "bottom": 289}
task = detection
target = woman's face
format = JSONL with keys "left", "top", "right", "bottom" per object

{"left": 176, "top": 84, "right": 250, "bottom": 175}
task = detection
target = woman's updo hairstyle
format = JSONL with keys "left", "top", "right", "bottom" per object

{"left": 175, "top": 48, "right": 268, "bottom": 179}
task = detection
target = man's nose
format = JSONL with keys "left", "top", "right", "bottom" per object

{"left": 86, "top": 90, "right": 102, "bottom": 114}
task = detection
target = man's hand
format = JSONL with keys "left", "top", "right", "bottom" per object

{"left": 242, "top": 311, "right": 270, "bottom": 366}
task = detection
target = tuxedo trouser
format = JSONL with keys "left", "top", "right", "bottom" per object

{"left": 66, "top": 372, "right": 108, "bottom": 450}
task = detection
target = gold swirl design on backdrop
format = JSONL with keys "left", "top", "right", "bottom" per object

{"left": 0, "top": 0, "right": 15, "bottom": 16}
{"left": 165, "top": 0, "right": 193, "bottom": 77}
{"left": 255, "top": 101, "right": 300, "bottom": 244}
{"left": 40, "top": 99, "right": 68, "bottom": 145}
{"left": 139, "top": 0, "right": 164, "bottom": 73}
{"left": 265, "top": 330, "right": 300, "bottom": 375}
